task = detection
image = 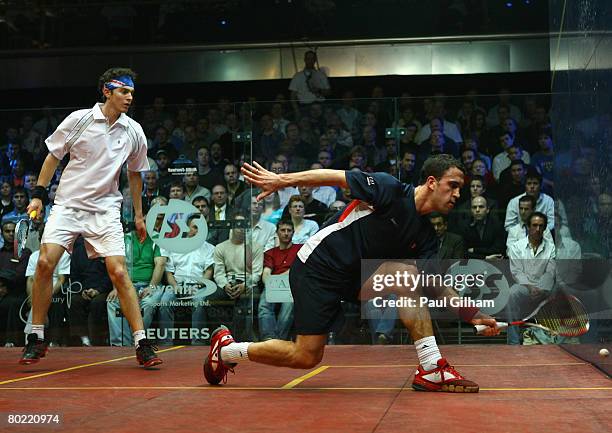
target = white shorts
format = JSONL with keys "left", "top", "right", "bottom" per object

{"left": 42, "top": 205, "right": 125, "bottom": 258}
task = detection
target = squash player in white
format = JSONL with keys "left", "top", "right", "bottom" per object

{"left": 20, "top": 68, "right": 162, "bottom": 368}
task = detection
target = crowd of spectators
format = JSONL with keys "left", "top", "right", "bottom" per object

{"left": 1, "top": 57, "right": 610, "bottom": 347}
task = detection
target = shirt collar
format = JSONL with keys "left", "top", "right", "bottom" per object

{"left": 93, "top": 103, "right": 129, "bottom": 127}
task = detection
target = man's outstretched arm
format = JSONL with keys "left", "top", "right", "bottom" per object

{"left": 242, "top": 161, "right": 348, "bottom": 201}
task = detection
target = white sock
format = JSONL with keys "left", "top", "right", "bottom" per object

{"left": 31, "top": 324, "right": 45, "bottom": 341}
{"left": 415, "top": 336, "right": 442, "bottom": 371}
{"left": 80, "top": 336, "right": 91, "bottom": 346}
{"left": 133, "top": 330, "right": 146, "bottom": 348}
{"left": 220, "top": 342, "right": 251, "bottom": 364}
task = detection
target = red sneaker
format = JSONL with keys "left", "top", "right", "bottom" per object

{"left": 412, "top": 358, "right": 479, "bottom": 393}
{"left": 203, "top": 325, "right": 237, "bottom": 385}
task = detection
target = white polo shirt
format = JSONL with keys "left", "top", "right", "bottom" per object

{"left": 46, "top": 103, "right": 149, "bottom": 213}
{"left": 161, "top": 241, "right": 215, "bottom": 284}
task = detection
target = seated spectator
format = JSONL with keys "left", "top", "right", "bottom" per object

{"left": 470, "top": 158, "right": 496, "bottom": 190}
{"left": 429, "top": 213, "right": 464, "bottom": 259}
{"left": 155, "top": 149, "right": 174, "bottom": 192}
{"left": 450, "top": 176, "right": 498, "bottom": 227}
{"left": 0, "top": 221, "right": 30, "bottom": 346}
{"left": 208, "top": 184, "right": 232, "bottom": 246}
{"left": 531, "top": 128, "right": 554, "bottom": 196}
{"left": 374, "top": 137, "right": 399, "bottom": 175}
{"left": 459, "top": 196, "right": 505, "bottom": 259}
{"left": 167, "top": 180, "right": 186, "bottom": 201}
{"left": 0, "top": 180, "right": 14, "bottom": 219}
{"left": 497, "top": 160, "right": 527, "bottom": 210}
{"left": 486, "top": 89, "right": 523, "bottom": 128}
{"left": 418, "top": 129, "right": 458, "bottom": 162}
{"left": 196, "top": 147, "right": 224, "bottom": 191}
{"left": 209, "top": 142, "right": 230, "bottom": 171}
{"left": 24, "top": 204, "right": 45, "bottom": 253}
{"left": 261, "top": 190, "right": 284, "bottom": 225}
{"left": 159, "top": 214, "right": 215, "bottom": 345}
{"left": 286, "top": 195, "right": 319, "bottom": 244}
{"left": 498, "top": 150, "right": 537, "bottom": 189}
{"left": 505, "top": 172, "right": 554, "bottom": 232}
{"left": 142, "top": 170, "right": 161, "bottom": 214}
{"left": 256, "top": 114, "right": 284, "bottom": 161}
{"left": 398, "top": 147, "right": 418, "bottom": 186}
{"left": 336, "top": 90, "right": 362, "bottom": 139}
{"left": 23, "top": 173, "right": 37, "bottom": 196}
{"left": 224, "top": 164, "right": 246, "bottom": 206}
{"left": 151, "top": 126, "right": 179, "bottom": 162}
{"left": 2, "top": 186, "right": 29, "bottom": 224}
{"left": 107, "top": 228, "right": 166, "bottom": 346}
{"left": 580, "top": 191, "right": 612, "bottom": 257}
{"left": 213, "top": 211, "right": 264, "bottom": 340}
{"left": 506, "top": 212, "right": 556, "bottom": 345}
{"left": 281, "top": 186, "right": 328, "bottom": 226}
{"left": 184, "top": 172, "right": 211, "bottom": 204}
{"left": 506, "top": 195, "right": 553, "bottom": 254}
{"left": 259, "top": 220, "right": 302, "bottom": 341}
{"left": 492, "top": 133, "right": 530, "bottom": 180}
{"left": 416, "top": 116, "right": 462, "bottom": 146}
{"left": 462, "top": 136, "right": 492, "bottom": 170}
{"left": 250, "top": 195, "right": 276, "bottom": 252}
{"left": 68, "top": 236, "right": 113, "bottom": 346}
{"left": 269, "top": 160, "right": 298, "bottom": 208}
{"left": 312, "top": 184, "right": 337, "bottom": 208}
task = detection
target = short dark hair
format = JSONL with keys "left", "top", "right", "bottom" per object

{"left": 419, "top": 154, "right": 465, "bottom": 184}
{"left": 276, "top": 219, "right": 294, "bottom": 230}
{"left": 529, "top": 211, "right": 547, "bottom": 227}
{"left": 429, "top": 212, "right": 447, "bottom": 222}
{"left": 470, "top": 175, "right": 485, "bottom": 185}
{"left": 518, "top": 194, "right": 537, "bottom": 209}
{"left": 98, "top": 67, "right": 137, "bottom": 101}
{"left": 12, "top": 186, "right": 28, "bottom": 198}
{"left": 525, "top": 171, "right": 542, "bottom": 184}
{"left": 510, "top": 159, "right": 526, "bottom": 169}
{"left": 169, "top": 180, "right": 184, "bottom": 191}
{"left": 192, "top": 196, "right": 209, "bottom": 206}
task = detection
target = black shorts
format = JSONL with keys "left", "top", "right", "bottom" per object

{"left": 289, "top": 259, "right": 359, "bottom": 335}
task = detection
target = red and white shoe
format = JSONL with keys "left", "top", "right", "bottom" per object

{"left": 203, "top": 325, "right": 237, "bottom": 385}
{"left": 412, "top": 358, "right": 479, "bottom": 393}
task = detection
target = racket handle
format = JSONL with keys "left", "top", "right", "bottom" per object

{"left": 29, "top": 210, "right": 37, "bottom": 219}
{"left": 475, "top": 322, "right": 508, "bottom": 335}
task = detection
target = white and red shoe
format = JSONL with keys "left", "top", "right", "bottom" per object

{"left": 412, "top": 358, "right": 479, "bottom": 393}
{"left": 203, "top": 325, "right": 237, "bottom": 385}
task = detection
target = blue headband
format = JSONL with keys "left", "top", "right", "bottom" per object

{"left": 104, "top": 75, "right": 135, "bottom": 90}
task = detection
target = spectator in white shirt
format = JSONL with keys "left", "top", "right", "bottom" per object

{"left": 506, "top": 194, "right": 553, "bottom": 254}
{"left": 289, "top": 50, "right": 331, "bottom": 113}
{"left": 250, "top": 196, "right": 276, "bottom": 252}
{"left": 505, "top": 172, "right": 554, "bottom": 232}
{"left": 506, "top": 212, "right": 556, "bottom": 344}
{"left": 492, "top": 133, "right": 530, "bottom": 180}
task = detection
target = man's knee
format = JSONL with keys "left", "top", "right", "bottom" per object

{"left": 291, "top": 339, "right": 325, "bottom": 369}
{"left": 36, "top": 255, "right": 58, "bottom": 276}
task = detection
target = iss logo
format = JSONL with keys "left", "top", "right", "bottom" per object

{"left": 146, "top": 199, "right": 208, "bottom": 253}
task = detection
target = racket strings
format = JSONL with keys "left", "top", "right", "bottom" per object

{"left": 536, "top": 296, "right": 589, "bottom": 337}
{"left": 15, "top": 221, "right": 29, "bottom": 256}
